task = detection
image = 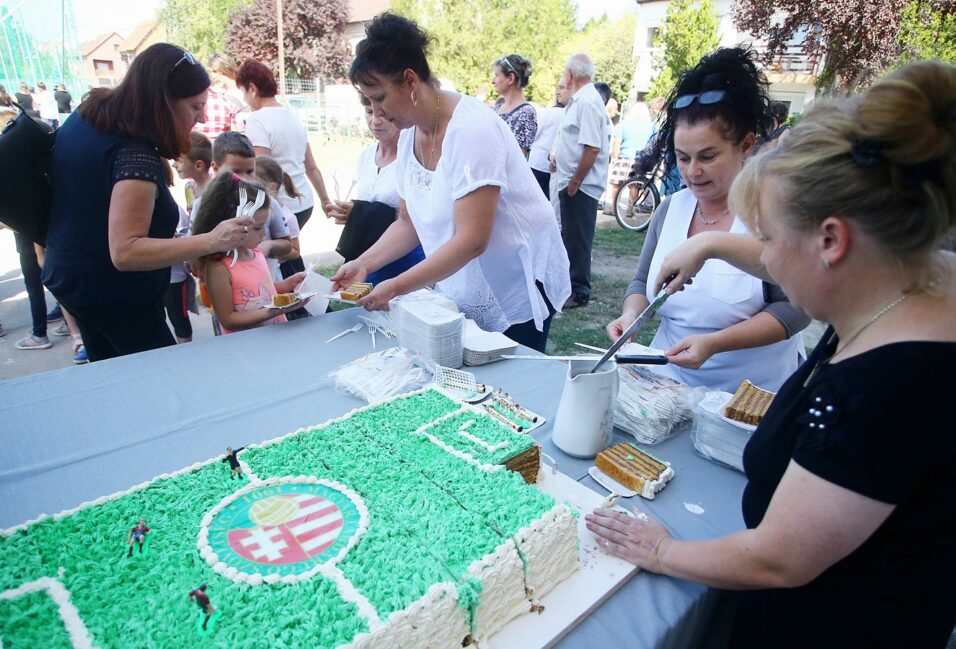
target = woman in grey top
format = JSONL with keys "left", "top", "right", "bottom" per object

{"left": 606, "top": 48, "right": 808, "bottom": 392}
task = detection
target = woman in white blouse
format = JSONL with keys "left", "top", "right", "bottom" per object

{"left": 332, "top": 13, "right": 570, "bottom": 351}
{"left": 236, "top": 58, "right": 330, "bottom": 229}
{"left": 326, "top": 94, "right": 425, "bottom": 283}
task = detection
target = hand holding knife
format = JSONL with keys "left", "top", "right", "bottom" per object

{"left": 590, "top": 283, "right": 672, "bottom": 374}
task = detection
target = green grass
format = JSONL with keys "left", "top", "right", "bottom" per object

{"left": 546, "top": 225, "right": 658, "bottom": 355}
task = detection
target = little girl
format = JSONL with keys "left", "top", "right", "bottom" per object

{"left": 256, "top": 156, "right": 308, "bottom": 320}
{"left": 191, "top": 172, "right": 307, "bottom": 333}
{"left": 255, "top": 156, "right": 303, "bottom": 275}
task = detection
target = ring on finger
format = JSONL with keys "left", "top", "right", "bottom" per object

{"left": 242, "top": 225, "right": 249, "bottom": 233}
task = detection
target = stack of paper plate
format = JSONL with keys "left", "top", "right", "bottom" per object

{"left": 690, "top": 391, "right": 756, "bottom": 472}
{"left": 395, "top": 299, "right": 464, "bottom": 368}
{"left": 462, "top": 320, "right": 518, "bottom": 366}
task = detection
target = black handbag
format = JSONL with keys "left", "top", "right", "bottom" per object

{"left": 0, "top": 101, "right": 56, "bottom": 246}
{"left": 335, "top": 200, "right": 397, "bottom": 262}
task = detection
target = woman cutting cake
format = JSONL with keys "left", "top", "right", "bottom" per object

{"left": 605, "top": 48, "right": 809, "bottom": 392}
{"left": 588, "top": 60, "right": 956, "bottom": 648}
{"left": 331, "top": 13, "right": 570, "bottom": 352}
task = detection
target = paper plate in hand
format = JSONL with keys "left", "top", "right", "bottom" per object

{"left": 325, "top": 292, "right": 359, "bottom": 305}
{"left": 266, "top": 291, "right": 317, "bottom": 310}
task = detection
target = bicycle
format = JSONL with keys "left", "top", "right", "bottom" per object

{"left": 614, "top": 157, "right": 664, "bottom": 232}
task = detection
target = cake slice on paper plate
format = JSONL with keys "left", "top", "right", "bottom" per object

{"left": 595, "top": 442, "right": 675, "bottom": 500}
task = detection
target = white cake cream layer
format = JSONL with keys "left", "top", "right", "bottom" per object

{"left": 347, "top": 583, "right": 468, "bottom": 649}
{"left": 641, "top": 466, "right": 676, "bottom": 500}
{"left": 345, "top": 501, "right": 579, "bottom": 649}
{"left": 515, "top": 504, "right": 581, "bottom": 598}
{"left": 468, "top": 540, "right": 531, "bottom": 640}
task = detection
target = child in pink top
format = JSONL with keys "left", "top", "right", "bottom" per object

{"left": 192, "top": 172, "right": 308, "bottom": 333}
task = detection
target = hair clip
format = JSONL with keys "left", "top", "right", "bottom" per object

{"left": 850, "top": 139, "right": 883, "bottom": 167}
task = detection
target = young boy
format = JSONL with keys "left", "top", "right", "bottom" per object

{"left": 199, "top": 132, "right": 293, "bottom": 281}
{"left": 165, "top": 132, "right": 213, "bottom": 344}
{"left": 172, "top": 131, "right": 213, "bottom": 215}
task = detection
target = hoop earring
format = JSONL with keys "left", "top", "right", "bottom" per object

{"left": 411, "top": 90, "right": 418, "bottom": 106}
{"left": 821, "top": 258, "right": 830, "bottom": 269}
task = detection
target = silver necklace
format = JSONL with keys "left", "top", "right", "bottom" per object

{"left": 695, "top": 204, "right": 728, "bottom": 225}
{"left": 803, "top": 291, "right": 912, "bottom": 387}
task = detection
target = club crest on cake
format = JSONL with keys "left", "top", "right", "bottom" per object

{"left": 199, "top": 477, "right": 368, "bottom": 583}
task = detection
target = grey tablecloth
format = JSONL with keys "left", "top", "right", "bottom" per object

{"left": 0, "top": 308, "right": 747, "bottom": 648}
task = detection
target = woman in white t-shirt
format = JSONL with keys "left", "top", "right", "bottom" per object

{"left": 331, "top": 14, "right": 570, "bottom": 352}
{"left": 326, "top": 94, "right": 425, "bottom": 284}
{"left": 236, "top": 58, "right": 330, "bottom": 230}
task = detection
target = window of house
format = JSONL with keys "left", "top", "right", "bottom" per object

{"left": 647, "top": 27, "right": 659, "bottom": 48}
{"left": 93, "top": 59, "right": 114, "bottom": 74}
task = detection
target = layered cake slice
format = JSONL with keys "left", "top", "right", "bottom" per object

{"left": 723, "top": 379, "right": 776, "bottom": 425}
{"left": 341, "top": 282, "right": 373, "bottom": 301}
{"left": 595, "top": 443, "right": 675, "bottom": 499}
{"left": 272, "top": 292, "right": 298, "bottom": 307}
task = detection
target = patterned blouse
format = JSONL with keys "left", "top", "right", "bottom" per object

{"left": 494, "top": 99, "right": 538, "bottom": 156}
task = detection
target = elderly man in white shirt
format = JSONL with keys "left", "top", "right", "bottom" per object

{"left": 552, "top": 53, "right": 610, "bottom": 309}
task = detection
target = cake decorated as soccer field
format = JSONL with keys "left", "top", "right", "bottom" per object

{"left": 0, "top": 388, "right": 579, "bottom": 648}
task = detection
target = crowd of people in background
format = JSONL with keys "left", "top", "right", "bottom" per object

{"left": 1, "top": 22, "right": 654, "bottom": 358}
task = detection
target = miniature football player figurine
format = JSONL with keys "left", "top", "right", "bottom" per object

{"left": 188, "top": 583, "right": 217, "bottom": 630}
{"left": 222, "top": 447, "right": 245, "bottom": 480}
{"left": 126, "top": 518, "right": 152, "bottom": 557}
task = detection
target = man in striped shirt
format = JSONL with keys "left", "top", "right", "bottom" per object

{"left": 552, "top": 53, "right": 610, "bottom": 309}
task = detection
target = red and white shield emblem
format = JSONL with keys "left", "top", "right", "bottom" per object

{"left": 227, "top": 493, "right": 344, "bottom": 566}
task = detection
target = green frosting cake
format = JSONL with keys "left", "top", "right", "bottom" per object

{"left": 0, "top": 388, "right": 579, "bottom": 648}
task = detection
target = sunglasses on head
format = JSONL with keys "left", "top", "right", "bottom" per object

{"left": 171, "top": 50, "right": 198, "bottom": 73}
{"left": 673, "top": 90, "right": 727, "bottom": 110}
{"left": 498, "top": 57, "right": 517, "bottom": 77}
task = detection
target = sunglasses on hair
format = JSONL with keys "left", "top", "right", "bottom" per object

{"left": 673, "top": 90, "right": 727, "bottom": 109}
{"left": 171, "top": 50, "right": 198, "bottom": 73}
{"left": 498, "top": 57, "right": 517, "bottom": 77}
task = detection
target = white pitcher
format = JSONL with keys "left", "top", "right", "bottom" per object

{"left": 552, "top": 360, "right": 619, "bottom": 458}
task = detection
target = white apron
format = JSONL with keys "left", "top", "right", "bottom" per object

{"left": 646, "top": 189, "right": 801, "bottom": 392}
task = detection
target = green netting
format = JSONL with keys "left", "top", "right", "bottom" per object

{"left": 1, "top": 0, "right": 83, "bottom": 94}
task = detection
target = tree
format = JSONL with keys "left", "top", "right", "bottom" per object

{"left": 159, "top": 0, "right": 253, "bottom": 62}
{"left": 224, "top": 0, "right": 351, "bottom": 81}
{"left": 391, "top": 0, "right": 577, "bottom": 105}
{"left": 562, "top": 14, "right": 638, "bottom": 105}
{"left": 898, "top": 0, "right": 956, "bottom": 63}
{"left": 733, "top": 0, "right": 956, "bottom": 89}
{"left": 646, "top": 0, "right": 720, "bottom": 100}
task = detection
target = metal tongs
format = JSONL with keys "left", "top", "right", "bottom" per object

{"left": 590, "top": 285, "right": 671, "bottom": 373}
{"left": 229, "top": 186, "right": 266, "bottom": 267}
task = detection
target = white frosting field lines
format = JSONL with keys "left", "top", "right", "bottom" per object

{"left": 0, "top": 577, "right": 94, "bottom": 649}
